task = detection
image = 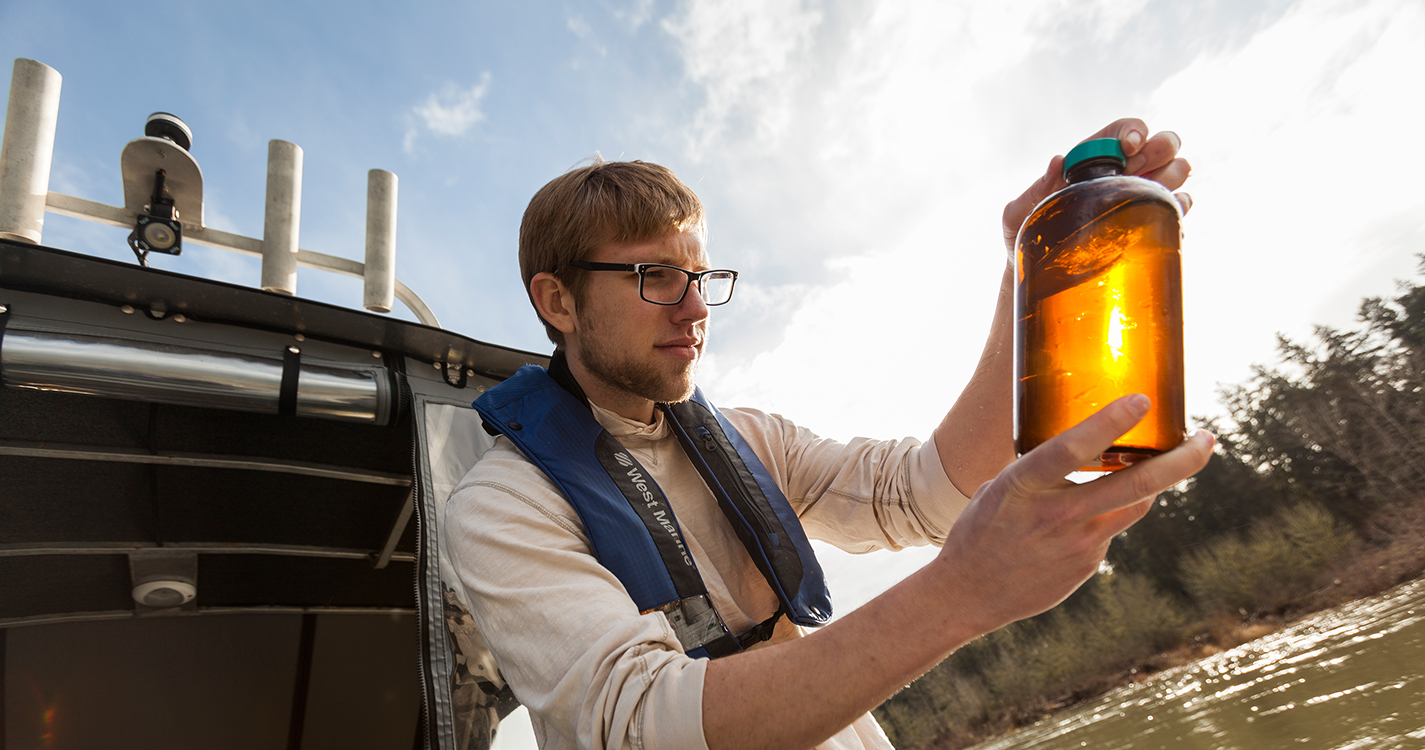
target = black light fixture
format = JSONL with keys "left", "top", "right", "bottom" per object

{"left": 127, "top": 113, "right": 192, "bottom": 266}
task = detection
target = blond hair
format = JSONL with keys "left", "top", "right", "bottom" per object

{"left": 519, "top": 157, "right": 706, "bottom": 346}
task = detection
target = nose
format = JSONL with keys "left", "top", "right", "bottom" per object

{"left": 674, "top": 280, "right": 710, "bottom": 322}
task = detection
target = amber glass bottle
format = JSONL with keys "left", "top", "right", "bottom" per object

{"left": 1014, "top": 138, "right": 1185, "bottom": 471}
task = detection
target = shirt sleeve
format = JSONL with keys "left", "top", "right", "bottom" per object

{"left": 720, "top": 408, "right": 972, "bottom": 554}
{"left": 443, "top": 440, "right": 710, "bottom": 750}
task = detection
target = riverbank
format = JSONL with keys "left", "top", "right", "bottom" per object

{"left": 916, "top": 523, "right": 1425, "bottom": 750}
{"left": 908, "top": 617, "right": 1291, "bottom": 750}
{"left": 963, "top": 576, "right": 1425, "bottom": 750}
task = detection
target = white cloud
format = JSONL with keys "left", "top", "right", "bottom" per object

{"left": 613, "top": 0, "right": 657, "bottom": 30}
{"left": 567, "top": 13, "right": 608, "bottom": 57}
{"left": 1142, "top": 0, "right": 1425, "bottom": 415}
{"left": 661, "top": 0, "right": 825, "bottom": 158}
{"left": 697, "top": 0, "right": 1425, "bottom": 603}
{"left": 660, "top": 1, "right": 1082, "bottom": 392}
{"left": 403, "top": 73, "right": 493, "bottom": 153}
{"left": 695, "top": 0, "right": 1425, "bottom": 439}
{"left": 690, "top": 0, "right": 1073, "bottom": 438}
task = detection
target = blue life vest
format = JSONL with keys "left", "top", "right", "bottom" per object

{"left": 473, "top": 357, "right": 831, "bottom": 659}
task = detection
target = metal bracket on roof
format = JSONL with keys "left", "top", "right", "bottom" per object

{"left": 120, "top": 132, "right": 204, "bottom": 231}
{"left": 440, "top": 361, "right": 468, "bottom": 389}
{"left": 280, "top": 344, "right": 302, "bottom": 416}
{"left": 0, "top": 302, "right": 10, "bottom": 384}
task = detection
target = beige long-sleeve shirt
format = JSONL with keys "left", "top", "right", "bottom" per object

{"left": 443, "top": 402, "right": 970, "bottom": 750}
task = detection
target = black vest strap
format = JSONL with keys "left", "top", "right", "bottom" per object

{"left": 591, "top": 431, "right": 706, "bottom": 602}
{"left": 547, "top": 349, "right": 589, "bottom": 406}
{"left": 736, "top": 608, "right": 784, "bottom": 649}
{"left": 664, "top": 400, "right": 806, "bottom": 605}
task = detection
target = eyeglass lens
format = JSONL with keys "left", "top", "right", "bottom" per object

{"left": 641, "top": 267, "right": 736, "bottom": 305}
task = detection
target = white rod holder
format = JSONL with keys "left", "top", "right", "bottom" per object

{"left": 260, "top": 140, "right": 303, "bottom": 295}
{"left": 0, "top": 59, "right": 63, "bottom": 244}
{"left": 363, "top": 169, "right": 397, "bottom": 313}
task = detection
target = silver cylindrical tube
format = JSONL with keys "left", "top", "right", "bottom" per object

{"left": 260, "top": 140, "right": 303, "bottom": 295}
{"left": 363, "top": 169, "right": 397, "bottom": 313}
{"left": 0, "top": 59, "right": 63, "bottom": 244}
{"left": 1, "top": 330, "right": 387, "bottom": 424}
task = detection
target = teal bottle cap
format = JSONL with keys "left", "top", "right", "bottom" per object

{"left": 1063, "top": 138, "right": 1126, "bottom": 179}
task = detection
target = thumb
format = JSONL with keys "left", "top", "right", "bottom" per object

{"left": 1002, "top": 155, "right": 1066, "bottom": 253}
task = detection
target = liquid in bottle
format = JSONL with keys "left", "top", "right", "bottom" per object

{"left": 1014, "top": 138, "right": 1186, "bottom": 471}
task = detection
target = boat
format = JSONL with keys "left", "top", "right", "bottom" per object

{"left": 0, "top": 58, "right": 540, "bottom": 749}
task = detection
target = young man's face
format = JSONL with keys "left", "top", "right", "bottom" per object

{"left": 568, "top": 229, "right": 711, "bottom": 409}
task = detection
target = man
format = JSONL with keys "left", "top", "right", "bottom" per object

{"left": 444, "top": 118, "right": 1213, "bottom": 750}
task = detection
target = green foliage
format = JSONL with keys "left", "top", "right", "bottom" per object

{"left": 875, "top": 573, "right": 1186, "bottom": 746}
{"left": 1223, "top": 255, "right": 1425, "bottom": 513}
{"left": 1113, "top": 256, "right": 1425, "bottom": 595}
{"left": 1024, "top": 574, "right": 1187, "bottom": 693}
{"left": 1181, "top": 502, "right": 1356, "bottom": 615}
{"left": 876, "top": 670, "right": 991, "bottom": 749}
{"left": 1108, "top": 451, "right": 1291, "bottom": 599}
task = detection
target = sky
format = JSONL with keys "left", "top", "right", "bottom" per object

{"left": 5, "top": 0, "right": 1424, "bottom": 746}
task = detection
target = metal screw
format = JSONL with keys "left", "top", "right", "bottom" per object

{"left": 433, "top": 362, "right": 441, "bottom": 370}
{"left": 173, "top": 314, "right": 187, "bottom": 323}
{"left": 372, "top": 351, "right": 382, "bottom": 359}
{"left": 0, "top": 305, "right": 7, "bottom": 314}
{"left": 121, "top": 305, "right": 135, "bottom": 314}
{"left": 294, "top": 334, "right": 305, "bottom": 342}
{"left": 466, "top": 369, "right": 475, "bottom": 378}
{"left": 288, "top": 345, "right": 300, "bottom": 354}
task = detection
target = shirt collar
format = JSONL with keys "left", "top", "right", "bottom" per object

{"left": 589, "top": 400, "right": 670, "bottom": 442}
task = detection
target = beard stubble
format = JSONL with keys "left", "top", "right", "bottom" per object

{"left": 574, "top": 312, "right": 701, "bottom": 405}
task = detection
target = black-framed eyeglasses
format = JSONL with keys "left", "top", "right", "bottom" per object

{"left": 567, "top": 261, "right": 739, "bottom": 306}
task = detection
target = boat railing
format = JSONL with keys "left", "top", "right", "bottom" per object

{"left": 0, "top": 57, "right": 441, "bottom": 328}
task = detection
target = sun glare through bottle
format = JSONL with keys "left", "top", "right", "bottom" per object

{"left": 1014, "top": 138, "right": 1186, "bottom": 472}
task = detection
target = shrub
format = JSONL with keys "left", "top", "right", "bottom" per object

{"left": 1025, "top": 573, "right": 1187, "bottom": 697}
{"left": 1181, "top": 502, "right": 1355, "bottom": 615}
{"left": 875, "top": 572, "right": 1188, "bottom": 747}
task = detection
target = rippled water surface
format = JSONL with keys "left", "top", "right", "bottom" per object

{"left": 971, "top": 577, "right": 1425, "bottom": 750}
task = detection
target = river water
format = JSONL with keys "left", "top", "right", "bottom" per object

{"left": 970, "top": 577, "right": 1425, "bottom": 750}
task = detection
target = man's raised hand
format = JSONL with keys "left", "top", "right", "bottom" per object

{"left": 1000, "top": 118, "right": 1193, "bottom": 256}
{"left": 931, "top": 394, "right": 1214, "bottom": 639}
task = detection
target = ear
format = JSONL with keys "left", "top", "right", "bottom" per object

{"left": 530, "top": 272, "right": 578, "bottom": 336}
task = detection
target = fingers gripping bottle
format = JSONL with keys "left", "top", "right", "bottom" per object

{"left": 1014, "top": 138, "right": 1185, "bottom": 471}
